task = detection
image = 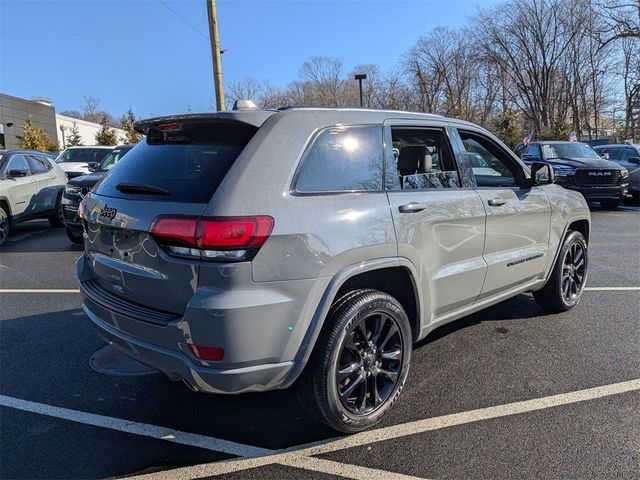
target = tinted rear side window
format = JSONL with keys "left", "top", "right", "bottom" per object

{"left": 95, "top": 122, "right": 257, "bottom": 203}
{"left": 294, "top": 126, "right": 383, "bottom": 193}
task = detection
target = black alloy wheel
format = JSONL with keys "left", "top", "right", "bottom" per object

{"left": 298, "top": 289, "right": 412, "bottom": 433}
{"left": 336, "top": 312, "right": 403, "bottom": 415}
{"left": 533, "top": 230, "right": 588, "bottom": 312}
{"left": 561, "top": 241, "right": 586, "bottom": 303}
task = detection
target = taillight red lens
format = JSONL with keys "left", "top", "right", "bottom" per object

{"left": 186, "top": 343, "right": 224, "bottom": 361}
{"left": 197, "top": 216, "right": 274, "bottom": 248}
{"left": 149, "top": 216, "right": 198, "bottom": 246}
{"left": 150, "top": 215, "right": 274, "bottom": 257}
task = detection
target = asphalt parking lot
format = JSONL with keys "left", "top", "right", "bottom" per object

{"left": 1, "top": 203, "right": 639, "bottom": 479}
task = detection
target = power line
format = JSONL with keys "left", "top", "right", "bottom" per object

{"left": 158, "top": 0, "right": 208, "bottom": 40}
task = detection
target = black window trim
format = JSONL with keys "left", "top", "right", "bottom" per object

{"left": 290, "top": 123, "right": 387, "bottom": 196}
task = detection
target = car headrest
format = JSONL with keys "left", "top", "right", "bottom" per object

{"left": 397, "top": 146, "right": 423, "bottom": 176}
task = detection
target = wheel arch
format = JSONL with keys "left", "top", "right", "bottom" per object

{"left": 0, "top": 197, "right": 12, "bottom": 216}
{"left": 284, "top": 258, "right": 423, "bottom": 388}
{"left": 567, "top": 218, "right": 590, "bottom": 244}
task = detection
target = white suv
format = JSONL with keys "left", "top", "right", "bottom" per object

{"left": 54, "top": 146, "right": 114, "bottom": 178}
{"left": 0, "top": 149, "right": 68, "bottom": 245}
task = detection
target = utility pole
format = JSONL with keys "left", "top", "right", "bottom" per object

{"left": 354, "top": 74, "right": 367, "bottom": 108}
{"left": 206, "top": 0, "right": 225, "bottom": 111}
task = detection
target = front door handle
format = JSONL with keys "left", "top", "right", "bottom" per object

{"left": 487, "top": 198, "right": 507, "bottom": 207}
{"left": 399, "top": 202, "right": 426, "bottom": 213}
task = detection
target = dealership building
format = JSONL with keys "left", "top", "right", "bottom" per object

{"left": 0, "top": 93, "right": 125, "bottom": 150}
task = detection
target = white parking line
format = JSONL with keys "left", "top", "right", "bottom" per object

{"left": 0, "top": 395, "right": 272, "bottom": 458}
{"left": 0, "top": 289, "right": 80, "bottom": 293}
{"left": 584, "top": 287, "right": 640, "bottom": 291}
{"left": 6, "top": 379, "right": 635, "bottom": 480}
{"left": 279, "top": 456, "right": 426, "bottom": 480}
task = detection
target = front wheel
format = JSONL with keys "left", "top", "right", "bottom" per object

{"left": 298, "top": 289, "right": 412, "bottom": 433}
{"left": 533, "top": 231, "right": 588, "bottom": 312}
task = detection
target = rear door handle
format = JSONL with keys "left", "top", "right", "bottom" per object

{"left": 399, "top": 202, "right": 426, "bottom": 213}
{"left": 487, "top": 199, "right": 507, "bottom": 207}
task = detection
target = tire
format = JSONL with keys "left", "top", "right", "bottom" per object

{"left": 0, "top": 206, "right": 10, "bottom": 246}
{"left": 66, "top": 227, "right": 83, "bottom": 245}
{"left": 298, "top": 289, "right": 412, "bottom": 433}
{"left": 533, "top": 231, "right": 588, "bottom": 312}
{"left": 49, "top": 202, "right": 64, "bottom": 227}
{"left": 600, "top": 199, "right": 621, "bottom": 210}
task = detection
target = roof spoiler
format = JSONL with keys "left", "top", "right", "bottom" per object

{"left": 134, "top": 111, "right": 275, "bottom": 135}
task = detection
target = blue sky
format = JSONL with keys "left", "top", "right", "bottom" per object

{"left": 1, "top": 0, "right": 499, "bottom": 118}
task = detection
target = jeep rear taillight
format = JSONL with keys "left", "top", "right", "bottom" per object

{"left": 149, "top": 215, "right": 274, "bottom": 262}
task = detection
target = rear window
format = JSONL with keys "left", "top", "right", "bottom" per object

{"left": 95, "top": 122, "right": 257, "bottom": 203}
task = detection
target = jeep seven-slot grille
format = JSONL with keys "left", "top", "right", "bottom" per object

{"left": 574, "top": 169, "right": 621, "bottom": 186}
{"left": 81, "top": 279, "right": 179, "bottom": 326}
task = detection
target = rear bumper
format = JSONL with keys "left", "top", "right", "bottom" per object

{"left": 77, "top": 254, "right": 328, "bottom": 394}
{"left": 85, "top": 305, "right": 294, "bottom": 394}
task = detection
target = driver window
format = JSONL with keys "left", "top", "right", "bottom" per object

{"left": 458, "top": 131, "right": 518, "bottom": 188}
{"left": 5, "top": 155, "right": 31, "bottom": 176}
{"left": 387, "top": 127, "right": 460, "bottom": 190}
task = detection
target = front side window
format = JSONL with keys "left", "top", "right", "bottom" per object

{"left": 459, "top": 130, "right": 519, "bottom": 187}
{"left": 100, "top": 148, "right": 131, "bottom": 171}
{"left": 622, "top": 148, "right": 639, "bottom": 161}
{"left": 295, "top": 126, "right": 383, "bottom": 193}
{"left": 523, "top": 144, "right": 541, "bottom": 159}
{"left": 5, "top": 155, "right": 31, "bottom": 176}
{"left": 386, "top": 127, "right": 460, "bottom": 190}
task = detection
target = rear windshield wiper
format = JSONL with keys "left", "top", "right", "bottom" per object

{"left": 115, "top": 183, "right": 169, "bottom": 195}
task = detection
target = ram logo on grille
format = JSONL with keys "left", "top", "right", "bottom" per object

{"left": 587, "top": 171, "right": 611, "bottom": 176}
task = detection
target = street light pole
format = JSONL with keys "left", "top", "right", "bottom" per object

{"left": 354, "top": 74, "right": 367, "bottom": 108}
{"left": 59, "top": 125, "right": 66, "bottom": 149}
{"left": 206, "top": 0, "right": 225, "bottom": 111}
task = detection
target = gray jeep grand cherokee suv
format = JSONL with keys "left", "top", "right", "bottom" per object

{"left": 78, "top": 108, "right": 590, "bottom": 432}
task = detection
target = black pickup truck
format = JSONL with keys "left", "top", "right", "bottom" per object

{"left": 515, "top": 141, "right": 629, "bottom": 209}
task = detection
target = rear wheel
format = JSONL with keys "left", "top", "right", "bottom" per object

{"left": 298, "top": 289, "right": 412, "bottom": 433}
{"left": 533, "top": 231, "right": 587, "bottom": 312}
{"left": 600, "top": 199, "right": 621, "bottom": 210}
{"left": 0, "top": 206, "right": 10, "bottom": 246}
{"left": 66, "top": 227, "right": 83, "bottom": 244}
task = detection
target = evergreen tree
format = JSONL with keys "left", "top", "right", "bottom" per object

{"left": 119, "top": 109, "right": 142, "bottom": 144}
{"left": 19, "top": 115, "right": 51, "bottom": 151}
{"left": 67, "top": 122, "right": 83, "bottom": 146}
{"left": 94, "top": 114, "right": 118, "bottom": 146}
{"left": 494, "top": 111, "right": 523, "bottom": 149}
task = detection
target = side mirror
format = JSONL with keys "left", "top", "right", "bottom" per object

{"left": 87, "top": 162, "right": 99, "bottom": 171}
{"left": 628, "top": 157, "right": 640, "bottom": 164}
{"left": 530, "top": 162, "right": 554, "bottom": 186}
{"left": 522, "top": 154, "right": 538, "bottom": 163}
{"left": 7, "top": 169, "right": 28, "bottom": 178}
